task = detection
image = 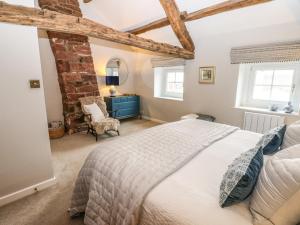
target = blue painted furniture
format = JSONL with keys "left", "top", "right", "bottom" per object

{"left": 104, "top": 95, "right": 140, "bottom": 120}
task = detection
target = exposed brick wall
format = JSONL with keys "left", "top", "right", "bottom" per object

{"left": 38, "top": 0, "right": 82, "bottom": 17}
{"left": 38, "top": 0, "right": 99, "bottom": 134}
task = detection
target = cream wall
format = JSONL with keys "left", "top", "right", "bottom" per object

{"left": 38, "top": 31, "right": 64, "bottom": 122}
{"left": 135, "top": 22, "right": 300, "bottom": 127}
{"left": 0, "top": 0, "right": 54, "bottom": 201}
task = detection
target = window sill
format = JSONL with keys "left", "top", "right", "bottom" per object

{"left": 234, "top": 106, "right": 300, "bottom": 117}
{"left": 154, "top": 96, "right": 183, "bottom": 101}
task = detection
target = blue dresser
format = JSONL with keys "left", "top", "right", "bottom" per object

{"left": 104, "top": 95, "right": 140, "bottom": 120}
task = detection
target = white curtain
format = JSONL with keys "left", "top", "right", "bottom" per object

{"left": 231, "top": 41, "right": 300, "bottom": 64}
{"left": 151, "top": 57, "right": 186, "bottom": 68}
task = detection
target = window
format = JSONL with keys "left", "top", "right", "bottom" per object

{"left": 154, "top": 66, "right": 184, "bottom": 100}
{"left": 166, "top": 70, "right": 184, "bottom": 94}
{"left": 106, "top": 67, "right": 119, "bottom": 76}
{"left": 252, "top": 69, "right": 294, "bottom": 102}
{"left": 236, "top": 62, "right": 300, "bottom": 113}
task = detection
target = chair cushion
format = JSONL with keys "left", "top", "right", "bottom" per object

{"left": 93, "top": 118, "right": 120, "bottom": 135}
{"left": 250, "top": 144, "right": 300, "bottom": 225}
{"left": 83, "top": 103, "right": 105, "bottom": 123}
{"left": 219, "top": 146, "right": 264, "bottom": 207}
{"left": 282, "top": 120, "right": 300, "bottom": 149}
{"left": 256, "top": 125, "right": 286, "bottom": 155}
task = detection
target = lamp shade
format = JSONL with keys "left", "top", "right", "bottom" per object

{"left": 105, "top": 76, "right": 119, "bottom": 86}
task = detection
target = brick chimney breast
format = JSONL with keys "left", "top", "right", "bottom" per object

{"left": 38, "top": 0, "right": 99, "bottom": 134}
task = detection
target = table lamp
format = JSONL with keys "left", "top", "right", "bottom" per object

{"left": 106, "top": 76, "right": 119, "bottom": 97}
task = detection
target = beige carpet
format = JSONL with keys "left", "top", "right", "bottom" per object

{"left": 0, "top": 119, "right": 158, "bottom": 225}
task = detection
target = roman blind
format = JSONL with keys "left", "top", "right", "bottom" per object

{"left": 151, "top": 57, "right": 186, "bottom": 68}
{"left": 231, "top": 41, "right": 300, "bottom": 64}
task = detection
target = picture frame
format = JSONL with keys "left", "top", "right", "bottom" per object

{"left": 199, "top": 66, "right": 215, "bottom": 84}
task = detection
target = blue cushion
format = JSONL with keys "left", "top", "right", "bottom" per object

{"left": 219, "top": 147, "right": 263, "bottom": 207}
{"left": 257, "top": 125, "right": 286, "bottom": 155}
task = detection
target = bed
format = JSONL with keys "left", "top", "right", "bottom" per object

{"left": 70, "top": 119, "right": 262, "bottom": 225}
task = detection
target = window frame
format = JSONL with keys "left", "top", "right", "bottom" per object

{"left": 237, "top": 62, "right": 300, "bottom": 112}
{"left": 154, "top": 66, "right": 185, "bottom": 101}
{"left": 163, "top": 68, "right": 184, "bottom": 98}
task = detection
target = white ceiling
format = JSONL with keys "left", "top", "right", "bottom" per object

{"left": 79, "top": 0, "right": 300, "bottom": 45}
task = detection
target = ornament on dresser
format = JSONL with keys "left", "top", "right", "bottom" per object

{"left": 270, "top": 104, "right": 279, "bottom": 112}
{"left": 283, "top": 101, "right": 294, "bottom": 113}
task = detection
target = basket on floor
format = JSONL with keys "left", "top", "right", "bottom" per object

{"left": 48, "top": 121, "right": 65, "bottom": 139}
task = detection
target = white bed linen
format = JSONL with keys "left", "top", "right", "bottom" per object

{"left": 140, "top": 130, "right": 262, "bottom": 225}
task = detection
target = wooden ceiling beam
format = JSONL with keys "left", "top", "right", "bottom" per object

{"left": 0, "top": 1, "right": 194, "bottom": 59}
{"left": 128, "top": 11, "right": 188, "bottom": 35}
{"left": 159, "top": 0, "right": 194, "bottom": 52}
{"left": 128, "top": 0, "right": 272, "bottom": 35}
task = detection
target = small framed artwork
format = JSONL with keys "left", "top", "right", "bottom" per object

{"left": 199, "top": 66, "right": 215, "bottom": 84}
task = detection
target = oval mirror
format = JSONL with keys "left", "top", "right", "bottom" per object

{"left": 105, "top": 58, "right": 128, "bottom": 85}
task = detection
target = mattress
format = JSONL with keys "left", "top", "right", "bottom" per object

{"left": 140, "top": 129, "right": 262, "bottom": 225}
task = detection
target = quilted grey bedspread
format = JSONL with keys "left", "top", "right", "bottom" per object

{"left": 69, "top": 119, "right": 238, "bottom": 225}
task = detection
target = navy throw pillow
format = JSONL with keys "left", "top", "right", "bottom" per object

{"left": 219, "top": 146, "right": 263, "bottom": 208}
{"left": 257, "top": 125, "right": 287, "bottom": 155}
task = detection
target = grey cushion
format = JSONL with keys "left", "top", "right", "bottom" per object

{"left": 219, "top": 146, "right": 264, "bottom": 207}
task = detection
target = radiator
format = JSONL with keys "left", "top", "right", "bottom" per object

{"left": 243, "top": 112, "right": 285, "bottom": 134}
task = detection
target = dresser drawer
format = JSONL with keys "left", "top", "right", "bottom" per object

{"left": 112, "top": 101, "right": 138, "bottom": 110}
{"left": 116, "top": 108, "right": 139, "bottom": 118}
{"left": 104, "top": 95, "right": 140, "bottom": 119}
{"left": 127, "top": 96, "right": 138, "bottom": 102}
{"left": 111, "top": 96, "right": 139, "bottom": 103}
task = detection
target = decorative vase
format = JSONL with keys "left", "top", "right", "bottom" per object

{"left": 283, "top": 101, "right": 294, "bottom": 113}
{"left": 270, "top": 104, "right": 278, "bottom": 112}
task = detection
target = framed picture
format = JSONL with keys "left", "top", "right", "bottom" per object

{"left": 199, "top": 66, "right": 215, "bottom": 84}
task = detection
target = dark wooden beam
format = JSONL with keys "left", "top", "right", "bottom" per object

{"left": 0, "top": 1, "right": 194, "bottom": 59}
{"left": 159, "top": 0, "right": 194, "bottom": 51}
{"left": 128, "top": 0, "right": 272, "bottom": 35}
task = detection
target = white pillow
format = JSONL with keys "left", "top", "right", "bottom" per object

{"left": 282, "top": 120, "right": 300, "bottom": 149}
{"left": 83, "top": 103, "right": 105, "bottom": 123}
{"left": 250, "top": 144, "right": 300, "bottom": 225}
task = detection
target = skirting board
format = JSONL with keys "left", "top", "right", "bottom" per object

{"left": 142, "top": 115, "right": 166, "bottom": 124}
{"left": 0, "top": 177, "right": 56, "bottom": 207}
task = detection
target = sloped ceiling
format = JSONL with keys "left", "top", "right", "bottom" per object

{"left": 79, "top": 0, "right": 300, "bottom": 46}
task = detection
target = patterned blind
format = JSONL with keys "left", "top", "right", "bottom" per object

{"left": 151, "top": 57, "right": 186, "bottom": 68}
{"left": 231, "top": 41, "right": 300, "bottom": 64}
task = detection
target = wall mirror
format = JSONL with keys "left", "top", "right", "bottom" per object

{"left": 105, "top": 58, "right": 128, "bottom": 85}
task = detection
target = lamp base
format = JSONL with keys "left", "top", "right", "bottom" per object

{"left": 109, "top": 86, "right": 117, "bottom": 97}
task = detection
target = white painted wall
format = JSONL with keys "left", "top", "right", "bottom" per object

{"left": 135, "top": 22, "right": 300, "bottom": 127}
{"left": 0, "top": 0, "right": 54, "bottom": 201}
{"left": 38, "top": 30, "right": 64, "bottom": 122}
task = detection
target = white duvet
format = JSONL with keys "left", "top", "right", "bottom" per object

{"left": 70, "top": 119, "right": 238, "bottom": 225}
{"left": 140, "top": 129, "right": 262, "bottom": 225}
